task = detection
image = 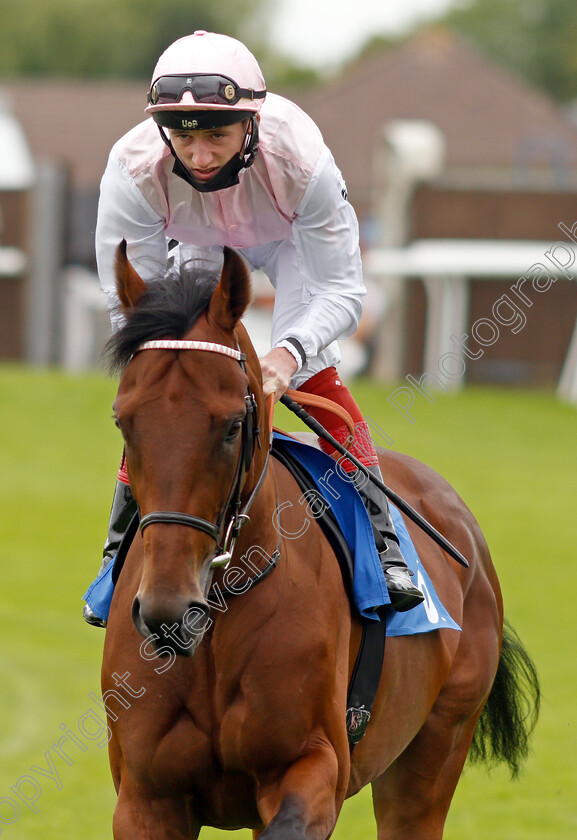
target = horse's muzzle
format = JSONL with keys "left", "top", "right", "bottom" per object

{"left": 132, "top": 594, "right": 212, "bottom": 656}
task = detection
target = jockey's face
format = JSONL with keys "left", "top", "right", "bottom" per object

{"left": 168, "top": 121, "right": 247, "bottom": 185}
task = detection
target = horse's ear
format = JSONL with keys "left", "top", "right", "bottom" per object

{"left": 115, "top": 240, "right": 147, "bottom": 310}
{"left": 208, "top": 247, "right": 251, "bottom": 331}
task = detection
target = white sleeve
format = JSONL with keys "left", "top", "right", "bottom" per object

{"left": 276, "top": 149, "right": 366, "bottom": 359}
{"left": 95, "top": 151, "right": 168, "bottom": 326}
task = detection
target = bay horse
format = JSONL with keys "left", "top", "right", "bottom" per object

{"left": 101, "top": 243, "right": 539, "bottom": 839}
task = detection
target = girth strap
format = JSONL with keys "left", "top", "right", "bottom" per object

{"left": 346, "top": 614, "right": 386, "bottom": 751}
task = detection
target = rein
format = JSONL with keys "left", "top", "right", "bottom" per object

{"left": 136, "top": 338, "right": 270, "bottom": 569}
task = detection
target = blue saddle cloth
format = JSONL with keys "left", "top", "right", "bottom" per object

{"left": 84, "top": 433, "right": 460, "bottom": 637}
{"left": 272, "top": 432, "right": 460, "bottom": 636}
{"left": 83, "top": 560, "right": 116, "bottom": 623}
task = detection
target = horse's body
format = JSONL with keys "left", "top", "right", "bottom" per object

{"left": 101, "top": 245, "right": 538, "bottom": 839}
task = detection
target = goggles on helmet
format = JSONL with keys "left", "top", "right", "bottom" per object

{"left": 148, "top": 73, "right": 266, "bottom": 107}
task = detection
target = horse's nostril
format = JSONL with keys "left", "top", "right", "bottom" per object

{"left": 182, "top": 602, "right": 213, "bottom": 637}
{"left": 131, "top": 593, "right": 212, "bottom": 655}
{"left": 132, "top": 595, "right": 141, "bottom": 620}
{"left": 131, "top": 595, "right": 149, "bottom": 639}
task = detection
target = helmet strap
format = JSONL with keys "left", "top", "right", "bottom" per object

{"left": 156, "top": 115, "right": 259, "bottom": 193}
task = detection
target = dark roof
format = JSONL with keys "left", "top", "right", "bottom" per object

{"left": 4, "top": 29, "right": 577, "bottom": 198}
{"left": 1, "top": 78, "right": 147, "bottom": 189}
{"left": 290, "top": 29, "right": 577, "bottom": 200}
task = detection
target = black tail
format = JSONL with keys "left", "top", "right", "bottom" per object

{"left": 468, "top": 618, "right": 540, "bottom": 779}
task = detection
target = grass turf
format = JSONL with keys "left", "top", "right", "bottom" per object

{"left": 0, "top": 365, "right": 575, "bottom": 839}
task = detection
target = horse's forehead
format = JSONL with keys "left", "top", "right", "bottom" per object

{"left": 117, "top": 347, "right": 247, "bottom": 411}
{"left": 178, "top": 347, "right": 248, "bottom": 393}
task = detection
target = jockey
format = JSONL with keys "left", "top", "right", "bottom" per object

{"left": 85, "top": 30, "right": 423, "bottom": 626}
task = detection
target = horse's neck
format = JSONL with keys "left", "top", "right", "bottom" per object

{"left": 234, "top": 466, "right": 279, "bottom": 571}
{"left": 234, "top": 327, "right": 281, "bottom": 553}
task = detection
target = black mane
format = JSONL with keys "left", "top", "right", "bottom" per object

{"left": 106, "top": 261, "right": 220, "bottom": 372}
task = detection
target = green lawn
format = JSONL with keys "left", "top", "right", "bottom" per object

{"left": 0, "top": 365, "right": 575, "bottom": 839}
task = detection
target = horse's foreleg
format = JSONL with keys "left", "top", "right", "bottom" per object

{"left": 257, "top": 738, "right": 348, "bottom": 840}
{"left": 113, "top": 778, "right": 201, "bottom": 840}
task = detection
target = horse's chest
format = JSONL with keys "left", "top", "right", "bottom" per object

{"left": 139, "top": 709, "right": 261, "bottom": 826}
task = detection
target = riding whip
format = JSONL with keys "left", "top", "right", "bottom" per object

{"left": 280, "top": 393, "right": 469, "bottom": 568}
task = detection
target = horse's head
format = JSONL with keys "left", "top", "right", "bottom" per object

{"left": 109, "top": 242, "right": 269, "bottom": 655}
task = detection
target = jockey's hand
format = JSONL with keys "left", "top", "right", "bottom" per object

{"left": 260, "top": 347, "right": 298, "bottom": 402}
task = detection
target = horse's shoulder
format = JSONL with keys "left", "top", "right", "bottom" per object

{"left": 274, "top": 430, "right": 474, "bottom": 525}
{"left": 379, "top": 447, "right": 470, "bottom": 519}
{"left": 379, "top": 448, "right": 455, "bottom": 499}
{"left": 380, "top": 448, "right": 490, "bottom": 567}
{"left": 276, "top": 432, "right": 458, "bottom": 507}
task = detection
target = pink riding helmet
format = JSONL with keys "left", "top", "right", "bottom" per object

{"left": 145, "top": 30, "right": 267, "bottom": 119}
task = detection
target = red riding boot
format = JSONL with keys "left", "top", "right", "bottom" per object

{"left": 297, "top": 367, "right": 424, "bottom": 612}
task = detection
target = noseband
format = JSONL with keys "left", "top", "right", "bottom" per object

{"left": 135, "top": 339, "right": 266, "bottom": 569}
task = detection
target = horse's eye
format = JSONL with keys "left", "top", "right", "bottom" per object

{"left": 225, "top": 420, "right": 243, "bottom": 442}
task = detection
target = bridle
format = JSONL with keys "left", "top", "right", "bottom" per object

{"left": 134, "top": 338, "right": 270, "bottom": 569}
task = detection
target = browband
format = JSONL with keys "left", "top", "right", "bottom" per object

{"left": 138, "top": 339, "right": 245, "bottom": 361}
